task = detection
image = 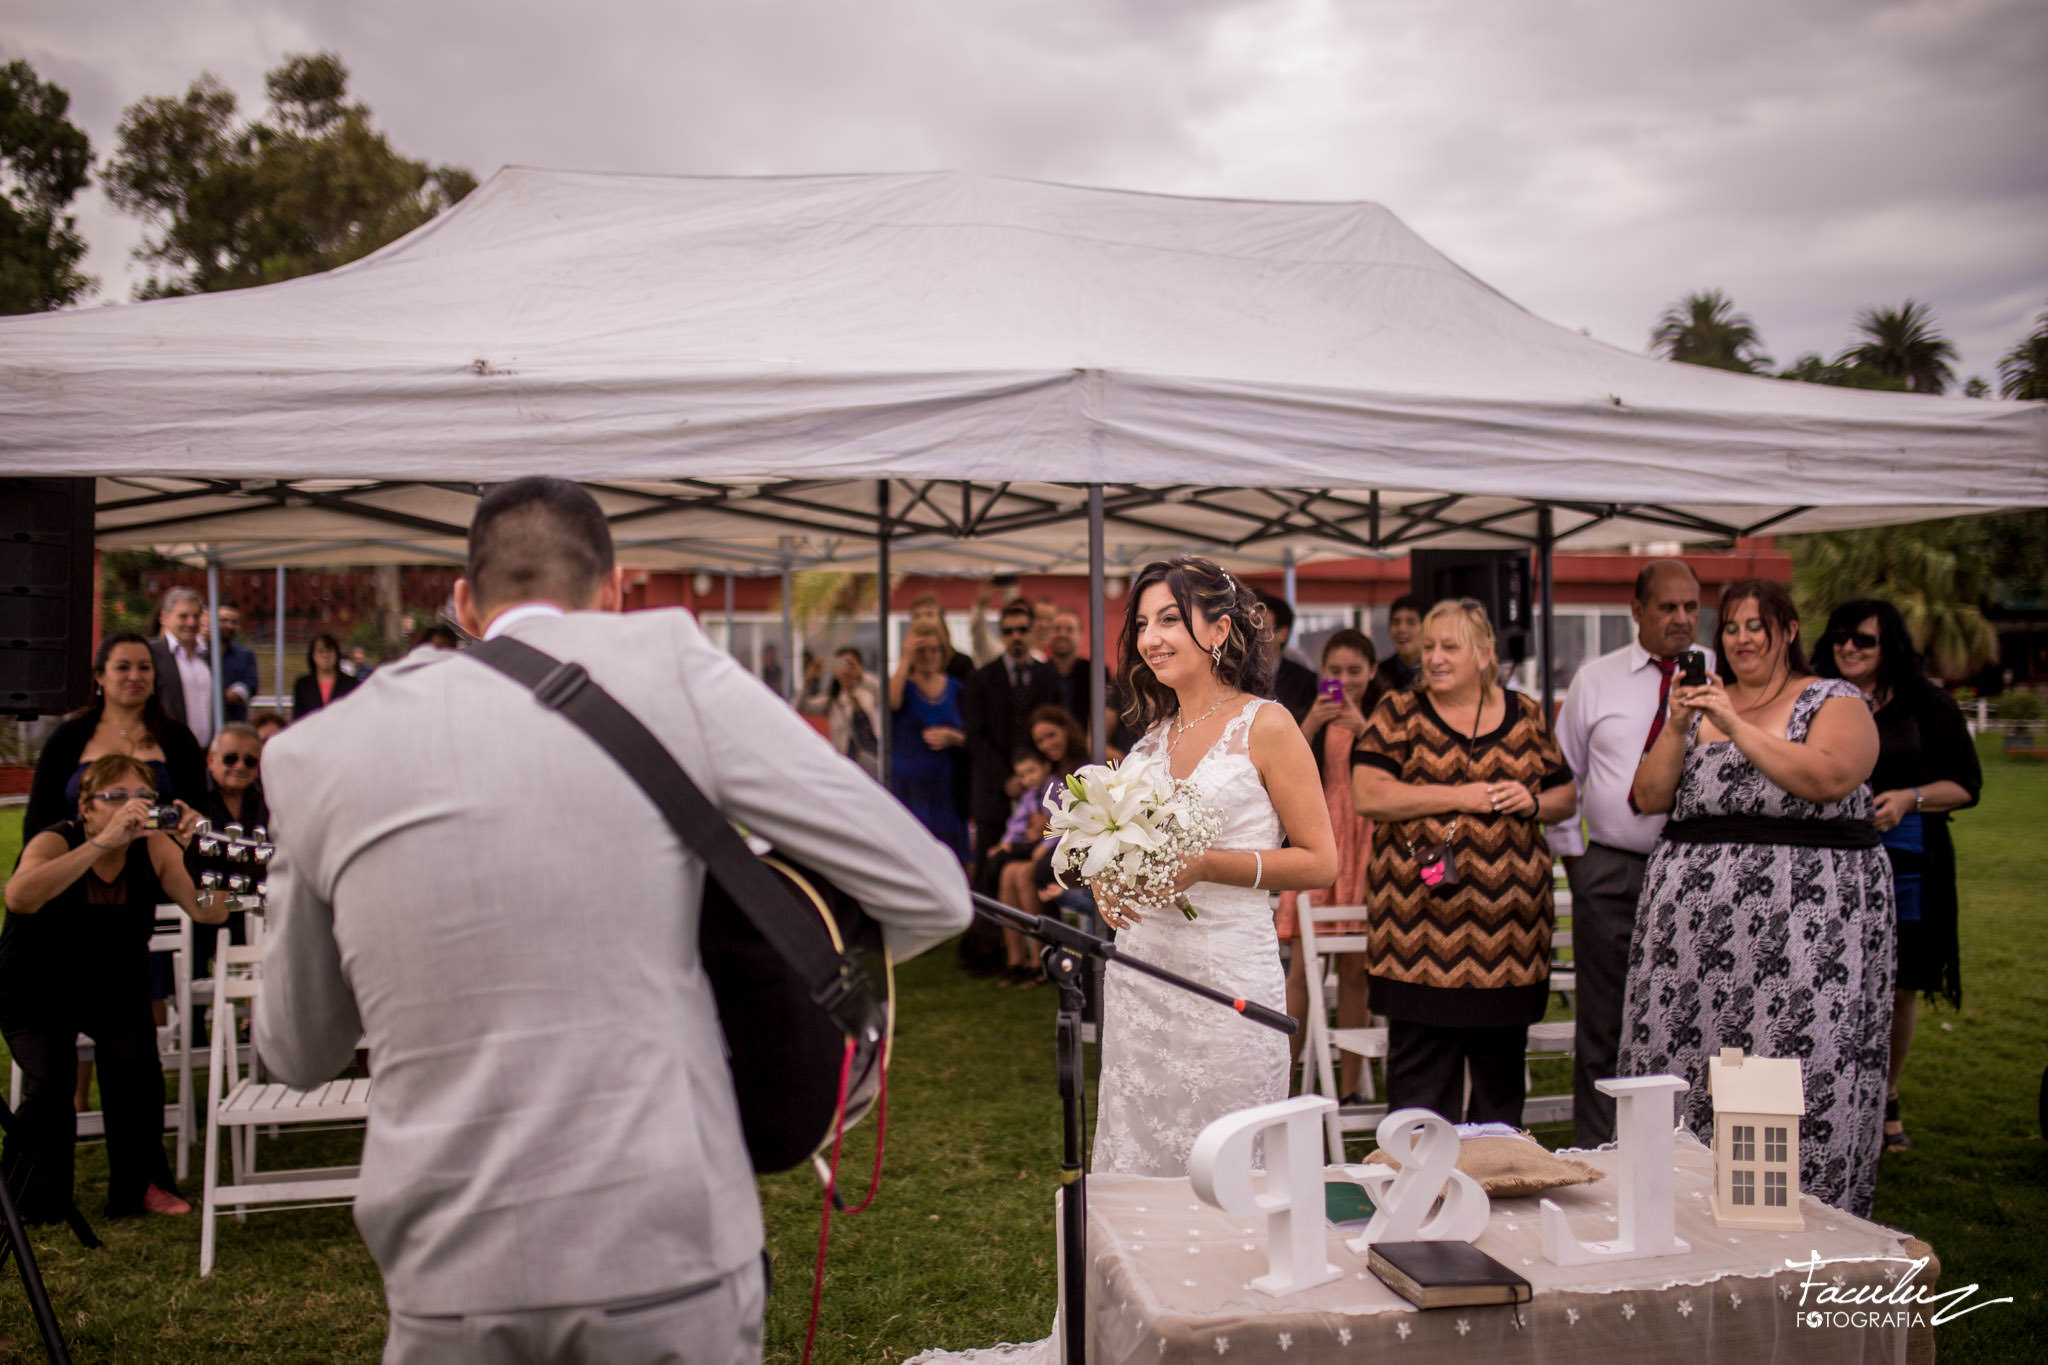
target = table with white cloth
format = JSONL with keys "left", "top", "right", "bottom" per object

{"left": 1079, "top": 1135, "right": 1937, "bottom": 1364}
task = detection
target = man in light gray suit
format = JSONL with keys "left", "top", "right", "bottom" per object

{"left": 257, "top": 478, "right": 971, "bottom": 1364}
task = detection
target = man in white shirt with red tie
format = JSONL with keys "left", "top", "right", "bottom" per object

{"left": 1551, "top": 559, "right": 1706, "bottom": 1146}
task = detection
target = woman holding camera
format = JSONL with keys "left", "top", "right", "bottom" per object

{"left": 1620, "top": 578, "right": 1889, "bottom": 1218}
{"left": 1352, "top": 600, "right": 1574, "bottom": 1126}
{"left": 3, "top": 754, "right": 228, "bottom": 1221}
{"left": 23, "top": 633, "right": 205, "bottom": 842}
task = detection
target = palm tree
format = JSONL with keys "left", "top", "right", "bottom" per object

{"left": 1836, "top": 300, "right": 1957, "bottom": 395}
{"left": 1997, "top": 304, "right": 2048, "bottom": 400}
{"left": 1650, "top": 290, "right": 1771, "bottom": 373}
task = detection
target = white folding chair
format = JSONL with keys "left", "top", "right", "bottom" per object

{"left": 199, "top": 941, "right": 369, "bottom": 1276}
{"left": 173, "top": 905, "right": 263, "bottom": 1180}
{"left": 1296, "top": 902, "right": 1388, "bottom": 1161}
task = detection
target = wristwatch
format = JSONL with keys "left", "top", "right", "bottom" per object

{"left": 1912, "top": 786, "right": 1925, "bottom": 811}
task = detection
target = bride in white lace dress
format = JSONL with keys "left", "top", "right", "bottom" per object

{"left": 906, "top": 555, "right": 1336, "bottom": 1363}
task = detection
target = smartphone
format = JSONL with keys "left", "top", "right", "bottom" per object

{"left": 1678, "top": 649, "right": 1709, "bottom": 688}
{"left": 1318, "top": 678, "right": 1345, "bottom": 705}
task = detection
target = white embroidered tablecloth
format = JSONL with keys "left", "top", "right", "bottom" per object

{"left": 1081, "top": 1137, "right": 1933, "bottom": 1364}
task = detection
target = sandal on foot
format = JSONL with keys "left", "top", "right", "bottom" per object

{"left": 1883, "top": 1097, "right": 1911, "bottom": 1152}
{"left": 143, "top": 1184, "right": 191, "bottom": 1216}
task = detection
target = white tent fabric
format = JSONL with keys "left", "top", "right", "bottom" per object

{"left": 4, "top": 168, "right": 2042, "bottom": 566}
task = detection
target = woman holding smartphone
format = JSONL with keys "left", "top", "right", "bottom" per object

{"left": 1277, "top": 629, "right": 1383, "bottom": 1097}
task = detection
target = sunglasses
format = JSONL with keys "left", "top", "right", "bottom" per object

{"left": 1832, "top": 630, "right": 1880, "bottom": 651}
{"left": 218, "top": 752, "right": 259, "bottom": 769}
{"left": 1001, "top": 625, "right": 1032, "bottom": 637}
{"left": 88, "top": 789, "right": 157, "bottom": 805}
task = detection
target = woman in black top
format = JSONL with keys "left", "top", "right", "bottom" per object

{"left": 291, "top": 633, "right": 359, "bottom": 718}
{"left": 23, "top": 633, "right": 205, "bottom": 843}
{"left": 2, "top": 754, "right": 226, "bottom": 1220}
{"left": 1817, "top": 599, "right": 1981, "bottom": 1152}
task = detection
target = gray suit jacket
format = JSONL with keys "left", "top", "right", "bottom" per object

{"left": 255, "top": 608, "right": 971, "bottom": 1314}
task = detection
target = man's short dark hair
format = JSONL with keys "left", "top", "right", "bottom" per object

{"left": 1257, "top": 589, "right": 1296, "bottom": 635}
{"left": 1389, "top": 594, "right": 1426, "bottom": 620}
{"left": 1001, "top": 597, "right": 1034, "bottom": 624}
{"left": 466, "top": 477, "right": 614, "bottom": 611}
{"left": 1633, "top": 558, "right": 1700, "bottom": 604}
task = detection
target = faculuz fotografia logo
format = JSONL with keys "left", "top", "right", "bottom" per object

{"left": 1789, "top": 1252, "right": 2012, "bottom": 1329}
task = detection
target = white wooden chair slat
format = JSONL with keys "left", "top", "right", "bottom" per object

{"left": 200, "top": 940, "right": 369, "bottom": 1276}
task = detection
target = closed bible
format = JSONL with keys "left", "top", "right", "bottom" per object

{"left": 1367, "top": 1241, "right": 1533, "bottom": 1309}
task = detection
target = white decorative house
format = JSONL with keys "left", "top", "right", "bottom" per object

{"left": 1707, "top": 1048, "right": 1806, "bottom": 1231}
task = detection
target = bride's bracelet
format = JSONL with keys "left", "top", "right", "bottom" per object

{"left": 1250, "top": 850, "right": 1263, "bottom": 890}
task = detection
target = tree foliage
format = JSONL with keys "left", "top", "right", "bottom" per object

{"left": 103, "top": 52, "right": 475, "bottom": 297}
{"left": 0, "top": 59, "right": 95, "bottom": 314}
{"left": 1775, "top": 352, "right": 1907, "bottom": 390}
{"left": 1998, "top": 304, "right": 2048, "bottom": 401}
{"left": 1788, "top": 522, "right": 2000, "bottom": 677}
{"left": 1836, "top": 299, "right": 1957, "bottom": 395}
{"left": 1650, "top": 289, "right": 1772, "bottom": 373}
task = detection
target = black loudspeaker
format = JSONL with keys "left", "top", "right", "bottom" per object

{"left": 1409, "top": 549, "right": 1534, "bottom": 665}
{"left": 0, "top": 478, "right": 96, "bottom": 718}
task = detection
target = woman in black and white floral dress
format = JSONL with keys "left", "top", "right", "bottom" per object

{"left": 1619, "top": 579, "right": 1892, "bottom": 1218}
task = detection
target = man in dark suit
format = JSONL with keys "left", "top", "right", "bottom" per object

{"left": 1258, "top": 591, "right": 1320, "bottom": 724}
{"left": 151, "top": 587, "right": 214, "bottom": 746}
{"left": 963, "top": 598, "right": 1062, "bottom": 874}
{"left": 213, "top": 602, "right": 262, "bottom": 723}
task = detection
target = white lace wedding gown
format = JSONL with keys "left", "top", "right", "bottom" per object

{"left": 904, "top": 698, "right": 1290, "bottom": 1364}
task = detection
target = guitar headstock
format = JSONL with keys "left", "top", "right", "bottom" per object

{"left": 189, "top": 820, "right": 276, "bottom": 910}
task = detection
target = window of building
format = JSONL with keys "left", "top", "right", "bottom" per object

{"left": 1764, "top": 1126, "right": 1788, "bottom": 1164}
{"left": 1731, "top": 1124, "right": 1755, "bottom": 1163}
{"left": 1764, "top": 1170, "right": 1788, "bottom": 1207}
{"left": 1731, "top": 1169, "right": 1755, "bottom": 1206}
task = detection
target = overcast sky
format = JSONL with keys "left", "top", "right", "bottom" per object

{"left": 13, "top": 0, "right": 2047, "bottom": 388}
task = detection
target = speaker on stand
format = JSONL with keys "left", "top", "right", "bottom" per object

{"left": 1, "top": 478, "right": 96, "bottom": 719}
{"left": 1408, "top": 548, "right": 1534, "bottom": 667}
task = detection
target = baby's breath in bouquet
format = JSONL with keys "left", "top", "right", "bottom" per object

{"left": 1046, "top": 754, "right": 1222, "bottom": 920}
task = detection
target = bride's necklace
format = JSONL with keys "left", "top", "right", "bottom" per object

{"left": 1168, "top": 690, "right": 1241, "bottom": 752}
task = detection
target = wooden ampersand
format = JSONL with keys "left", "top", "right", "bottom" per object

{"left": 1342, "top": 1108, "right": 1490, "bottom": 1250}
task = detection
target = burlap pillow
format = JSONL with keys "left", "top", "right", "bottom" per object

{"left": 1364, "top": 1131, "right": 1603, "bottom": 1199}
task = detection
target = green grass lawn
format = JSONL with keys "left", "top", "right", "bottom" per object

{"left": 0, "top": 738, "right": 2041, "bottom": 1361}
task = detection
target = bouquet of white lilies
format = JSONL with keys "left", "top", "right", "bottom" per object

{"left": 1046, "top": 755, "right": 1222, "bottom": 921}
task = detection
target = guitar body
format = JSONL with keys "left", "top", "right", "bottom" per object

{"left": 701, "top": 855, "right": 888, "bottom": 1174}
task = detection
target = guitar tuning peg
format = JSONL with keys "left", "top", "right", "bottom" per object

{"left": 251, "top": 825, "right": 268, "bottom": 843}
{"left": 224, "top": 823, "right": 246, "bottom": 841}
{"left": 193, "top": 818, "right": 213, "bottom": 837}
{"left": 228, "top": 874, "right": 251, "bottom": 895}
{"left": 200, "top": 871, "right": 222, "bottom": 889}
{"left": 252, "top": 843, "right": 276, "bottom": 866}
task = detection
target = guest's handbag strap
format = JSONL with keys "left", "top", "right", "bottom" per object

{"left": 466, "top": 635, "right": 883, "bottom": 1044}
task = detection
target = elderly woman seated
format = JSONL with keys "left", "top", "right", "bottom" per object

{"left": 186, "top": 721, "right": 271, "bottom": 982}
{"left": 2, "top": 754, "right": 228, "bottom": 1221}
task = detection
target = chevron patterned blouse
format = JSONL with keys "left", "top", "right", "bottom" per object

{"left": 1352, "top": 688, "right": 1572, "bottom": 1026}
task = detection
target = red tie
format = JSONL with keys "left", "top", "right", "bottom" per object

{"left": 1642, "top": 655, "right": 1679, "bottom": 752}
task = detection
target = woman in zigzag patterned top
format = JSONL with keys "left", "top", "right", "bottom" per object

{"left": 1352, "top": 597, "right": 1576, "bottom": 1127}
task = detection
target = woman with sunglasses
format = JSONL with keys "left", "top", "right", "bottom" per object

{"left": 2, "top": 754, "right": 229, "bottom": 1222}
{"left": 23, "top": 632, "right": 205, "bottom": 844}
{"left": 1816, "top": 599, "right": 1980, "bottom": 1153}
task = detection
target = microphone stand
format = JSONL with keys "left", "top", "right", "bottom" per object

{"left": 970, "top": 892, "right": 1296, "bottom": 1364}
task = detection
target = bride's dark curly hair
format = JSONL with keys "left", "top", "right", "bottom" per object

{"left": 1115, "top": 555, "right": 1273, "bottom": 733}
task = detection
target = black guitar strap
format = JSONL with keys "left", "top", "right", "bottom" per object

{"left": 466, "top": 635, "right": 883, "bottom": 1045}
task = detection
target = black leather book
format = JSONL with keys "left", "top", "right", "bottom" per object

{"left": 1367, "top": 1241, "right": 1533, "bottom": 1309}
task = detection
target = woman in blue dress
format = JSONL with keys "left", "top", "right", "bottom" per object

{"left": 888, "top": 621, "right": 970, "bottom": 863}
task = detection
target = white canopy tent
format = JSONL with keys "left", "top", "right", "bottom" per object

{"left": 3, "top": 168, "right": 2042, "bottom": 744}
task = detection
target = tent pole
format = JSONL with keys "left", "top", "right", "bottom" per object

{"left": 1282, "top": 548, "right": 1296, "bottom": 611}
{"left": 1088, "top": 484, "right": 1107, "bottom": 767}
{"left": 723, "top": 572, "right": 735, "bottom": 656}
{"left": 780, "top": 557, "right": 796, "bottom": 704}
{"left": 875, "top": 481, "right": 892, "bottom": 788}
{"left": 205, "top": 552, "right": 223, "bottom": 742}
{"left": 1538, "top": 506, "right": 1556, "bottom": 714}
{"left": 275, "top": 564, "right": 285, "bottom": 718}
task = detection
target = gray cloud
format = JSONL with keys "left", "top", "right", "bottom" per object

{"left": 8, "top": 0, "right": 2044, "bottom": 387}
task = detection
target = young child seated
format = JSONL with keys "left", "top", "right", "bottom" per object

{"left": 995, "top": 747, "right": 1053, "bottom": 986}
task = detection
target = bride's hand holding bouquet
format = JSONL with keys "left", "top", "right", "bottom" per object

{"left": 1045, "top": 754, "right": 1221, "bottom": 928}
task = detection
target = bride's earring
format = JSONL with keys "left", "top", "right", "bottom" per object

{"left": 1210, "top": 639, "right": 1225, "bottom": 668}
